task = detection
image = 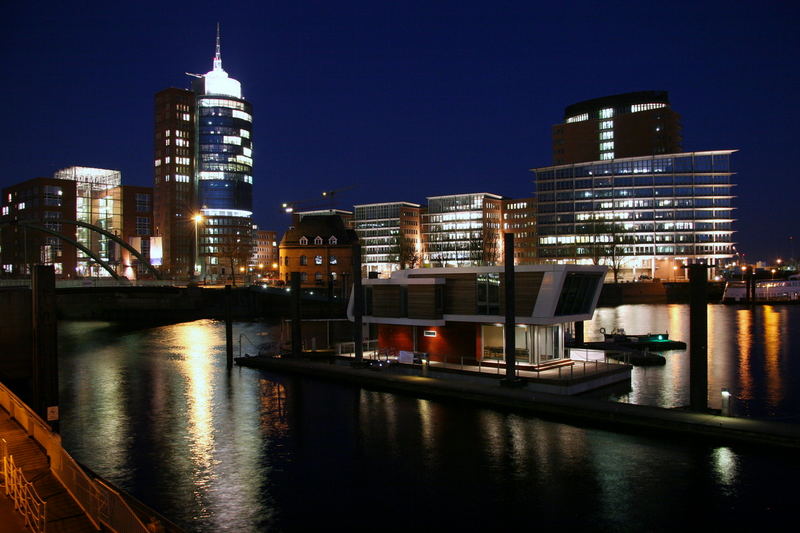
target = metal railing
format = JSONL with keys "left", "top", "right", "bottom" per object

{"left": 336, "top": 339, "right": 379, "bottom": 357}
{"left": 0, "top": 383, "right": 151, "bottom": 533}
{"left": 2, "top": 438, "right": 47, "bottom": 532}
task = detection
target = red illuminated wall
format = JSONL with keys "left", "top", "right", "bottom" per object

{"left": 377, "top": 324, "right": 414, "bottom": 352}
{"left": 378, "top": 323, "right": 485, "bottom": 363}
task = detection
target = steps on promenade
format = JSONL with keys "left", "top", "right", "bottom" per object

{"left": 0, "top": 409, "right": 96, "bottom": 533}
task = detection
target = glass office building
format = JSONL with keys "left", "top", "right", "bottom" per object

{"left": 423, "top": 193, "right": 504, "bottom": 267}
{"left": 190, "top": 30, "right": 254, "bottom": 278}
{"left": 533, "top": 150, "right": 736, "bottom": 279}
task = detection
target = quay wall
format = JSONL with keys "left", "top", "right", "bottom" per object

{"left": 598, "top": 281, "right": 725, "bottom": 306}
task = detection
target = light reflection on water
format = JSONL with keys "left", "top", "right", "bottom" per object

{"left": 57, "top": 315, "right": 799, "bottom": 531}
{"left": 587, "top": 304, "right": 800, "bottom": 420}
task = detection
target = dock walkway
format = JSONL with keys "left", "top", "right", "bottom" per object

{"left": 237, "top": 355, "right": 800, "bottom": 450}
{"left": 0, "top": 407, "right": 96, "bottom": 533}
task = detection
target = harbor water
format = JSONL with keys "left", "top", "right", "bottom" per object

{"left": 57, "top": 304, "right": 800, "bottom": 531}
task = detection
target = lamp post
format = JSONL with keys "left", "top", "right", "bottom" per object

{"left": 193, "top": 214, "right": 203, "bottom": 280}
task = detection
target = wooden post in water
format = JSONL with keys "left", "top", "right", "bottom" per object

{"left": 352, "top": 243, "right": 364, "bottom": 364}
{"left": 225, "top": 285, "right": 233, "bottom": 369}
{"left": 291, "top": 272, "right": 302, "bottom": 357}
{"left": 688, "top": 264, "right": 708, "bottom": 412}
{"left": 502, "top": 233, "right": 521, "bottom": 386}
{"left": 32, "top": 265, "right": 59, "bottom": 432}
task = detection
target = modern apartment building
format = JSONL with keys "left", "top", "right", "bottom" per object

{"left": 154, "top": 27, "right": 254, "bottom": 280}
{"left": 353, "top": 202, "right": 422, "bottom": 277}
{"left": 533, "top": 150, "right": 736, "bottom": 279}
{"left": 552, "top": 91, "right": 682, "bottom": 165}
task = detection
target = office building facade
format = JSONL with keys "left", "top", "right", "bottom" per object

{"left": 533, "top": 150, "right": 736, "bottom": 279}
{"left": 423, "top": 193, "right": 504, "bottom": 267}
{"left": 250, "top": 229, "right": 279, "bottom": 281}
{"left": 354, "top": 202, "right": 422, "bottom": 277}
{"left": 1, "top": 177, "right": 78, "bottom": 276}
{"left": 503, "top": 197, "right": 537, "bottom": 265}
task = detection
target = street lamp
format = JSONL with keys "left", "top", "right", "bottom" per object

{"left": 740, "top": 265, "right": 747, "bottom": 281}
{"left": 193, "top": 214, "right": 203, "bottom": 279}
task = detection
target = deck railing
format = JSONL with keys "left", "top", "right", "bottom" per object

{"left": 1, "top": 438, "right": 47, "bottom": 532}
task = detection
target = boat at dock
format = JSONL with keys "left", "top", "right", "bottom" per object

{"left": 599, "top": 328, "right": 686, "bottom": 351}
{"left": 722, "top": 276, "right": 800, "bottom": 304}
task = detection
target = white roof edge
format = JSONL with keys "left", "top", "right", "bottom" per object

{"left": 426, "top": 192, "right": 505, "bottom": 200}
{"left": 353, "top": 201, "right": 422, "bottom": 208}
{"left": 531, "top": 149, "right": 739, "bottom": 172}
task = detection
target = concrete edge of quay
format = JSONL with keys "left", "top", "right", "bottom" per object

{"left": 235, "top": 355, "right": 800, "bottom": 450}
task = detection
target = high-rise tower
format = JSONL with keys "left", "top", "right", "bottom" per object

{"left": 153, "top": 26, "right": 254, "bottom": 279}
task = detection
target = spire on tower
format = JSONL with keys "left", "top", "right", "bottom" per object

{"left": 213, "top": 23, "right": 222, "bottom": 71}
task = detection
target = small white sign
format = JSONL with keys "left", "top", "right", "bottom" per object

{"left": 46, "top": 406, "right": 59, "bottom": 421}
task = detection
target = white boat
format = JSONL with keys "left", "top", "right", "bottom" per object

{"left": 722, "top": 275, "right": 800, "bottom": 303}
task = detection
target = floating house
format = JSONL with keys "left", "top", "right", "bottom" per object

{"left": 348, "top": 264, "right": 606, "bottom": 366}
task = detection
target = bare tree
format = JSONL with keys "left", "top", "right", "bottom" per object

{"left": 398, "top": 236, "right": 421, "bottom": 269}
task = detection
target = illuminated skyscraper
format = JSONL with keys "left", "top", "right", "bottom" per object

{"left": 154, "top": 26, "right": 253, "bottom": 279}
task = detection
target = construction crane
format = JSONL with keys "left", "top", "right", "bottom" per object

{"left": 321, "top": 185, "right": 356, "bottom": 208}
{"left": 281, "top": 185, "right": 357, "bottom": 214}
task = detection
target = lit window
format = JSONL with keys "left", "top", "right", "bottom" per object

{"left": 599, "top": 131, "right": 614, "bottom": 140}
{"left": 232, "top": 110, "right": 252, "bottom": 122}
{"left": 566, "top": 113, "right": 588, "bottom": 123}
{"left": 154, "top": 159, "right": 161, "bottom": 167}
{"left": 223, "top": 136, "right": 242, "bottom": 145}
{"left": 600, "top": 141, "right": 615, "bottom": 151}
{"left": 314, "top": 255, "right": 323, "bottom": 265}
{"left": 599, "top": 108, "right": 614, "bottom": 119}
{"left": 631, "top": 103, "right": 666, "bottom": 113}
{"left": 240, "top": 129, "right": 250, "bottom": 138}
{"left": 599, "top": 120, "right": 613, "bottom": 130}
{"left": 600, "top": 152, "right": 614, "bottom": 160}
{"left": 329, "top": 255, "right": 337, "bottom": 265}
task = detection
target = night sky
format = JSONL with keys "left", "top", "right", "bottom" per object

{"left": 3, "top": 1, "right": 798, "bottom": 261}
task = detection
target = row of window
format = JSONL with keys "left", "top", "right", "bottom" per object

{"left": 282, "top": 255, "right": 338, "bottom": 266}
{"left": 298, "top": 236, "right": 338, "bottom": 245}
